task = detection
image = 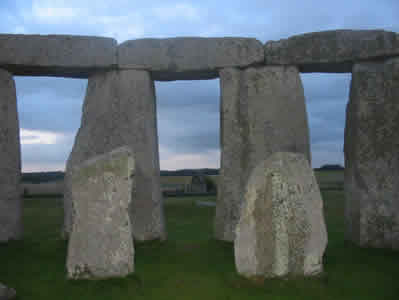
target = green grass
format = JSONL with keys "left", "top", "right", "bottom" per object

{"left": 0, "top": 191, "right": 398, "bottom": 300}
{"left": 315, "top": 170, "right": 344, "bottom": 190}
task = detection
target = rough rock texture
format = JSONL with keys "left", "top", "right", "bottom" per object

{"left": 344, "top": 58, "right": 399, "bottom": 249}
{"left": 0, "top": 283, "right": 16, "bottom": 300}
{"left": 64, "top": 69, "right": 166, "bottom": 241}
{"left": 0, "top": 34, "right": 117, "bottom": 78}
{"left": 0, "top": 69, "right": 22, "bottom": 242}
{"left": 265, "top": 30, "right": 399, "bottom": 73}
{"left": 235, "top": 152, "right": 327, "bottom": 278}
{"left": 66, "top": 147, "right": 135, "bottom": 279}
{"left": 118, "top": 37, "right": 264, "bottom": 80}
{"left": 215, "top": 66, "right": 311, "bottom": 242}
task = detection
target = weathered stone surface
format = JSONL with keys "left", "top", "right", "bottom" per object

{"left": 265, "top": 30, "right": 399, "bottom": 73}
{"left": 66, "top": 146, "right": 135, "bottom": 279}
{"left": 118, "top": 37, "right": 264, "bottom": 80}
{"left": 0, "top": 69, "right": 22, "bottom": 242}
{"left": 64, "top": 69, "right": 166, "bottom": 241}
{"left": 0, "top": 34, "right": 117, "bottom": 78}
{"left": 235, "top": 152, "right": 327, "bottom": 278}
{"left": 215, "top": 66, "right": 311, "bottom": 242}
{"left": 344, "top": 58, "right": 399, "bottom": 249}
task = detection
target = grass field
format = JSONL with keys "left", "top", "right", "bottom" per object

{"left": 1, "top": 188, "right": 398, "bottom": 299}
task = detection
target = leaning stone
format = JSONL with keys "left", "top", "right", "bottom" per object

{"left": 63, "top": 69, "right": 166, "bottom": 241}
{"left": 344, "top": 58, "right": 399, "bottom": 249}
{"left": 235, "top": 152, "right": 327, "bottom": 278}
{"left": 66, "top": 146, "right": 135, "bottom": 279}
{"left": 0, "top": 69, "right": 22, "bottom": 242}
{"left": 215, "top": 66, "right": 311, "bottom": 242}
{"left": 118, "top": 37, "right": 264, "bottom": 80}
{"left": 0, "top": 34, "right": 117, "bottom": 78}
{"left": 265, "top": 30, "right": 399, "bottom": 73}
{"left": 0, "top": 283, "right": 16, "bottom": 300}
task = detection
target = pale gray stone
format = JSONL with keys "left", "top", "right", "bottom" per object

{"left": 265, "top": 30, "right": 399, "bottom": 73}
{"left": 0, "top": 283, "right": 16, "bottom": 300}
{"left": 0, "top": 69, "right": 22, "bottom": 242}
{"left": 64, "top": 69, "right": 166, "bottom": 241}
{"left": 0, "top": 34, "right": 117, "bottom": 78}
{"left": 215, "top": 66, "right": 311, "bottom": 242}
{"left": 66, "top": 146, "right": 135, "bottom": 279}
{"left": 344, "top": 58, "right": 399, "bottom": 249}
{"left": 118, "top": 37, "right": 264, "bottom": 80}
{"left": 235, "top": 152, "right": 327, "bottom": 278}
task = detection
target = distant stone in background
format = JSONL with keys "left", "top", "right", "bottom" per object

{"left": 345, "top": 58, "right": 399, "bottom": 249}
{"left": 63, "top": 69, "right": 166, "bottom": 241}
{"left": 66, "top": 146, "right": 135, "bottom": 279}
{"left": 235, "top": 152, "right": 327, "bottom": 278}
{"left": 0, "top": 69, "right": 22, "bottom": 242}
{"left": 0, "top": 283, "right": 16, "bottom": 300}
{"left": 215, "top": 66, "right": 311, "bottom": 242}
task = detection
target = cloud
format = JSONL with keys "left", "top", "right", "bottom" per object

{"left": 159, "top": 145, "right": 219, "bottom": 170}
{"left": 32, "top": 3, "right": 81, "bottom": 22}
{"left": 20, "top": 128, "right": 64, "bottom": 145}
{"left": 152, "top": 3, "right": 200, "bottom": 21}
{"left": 20, "top": 131, "right": 76, "bottom": 172}
{"left": 14, "top": 77, "right": 86, "bottom": 133}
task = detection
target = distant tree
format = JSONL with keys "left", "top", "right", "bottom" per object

{"left": 204, "top": 176, "right": 217, "bottom": 193}
{"left": 319, "top": 164, "right": 344, "bottom": 170}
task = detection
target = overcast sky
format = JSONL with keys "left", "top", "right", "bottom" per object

{"left": 1, "top": 0, "right": 398, "bottom": 171}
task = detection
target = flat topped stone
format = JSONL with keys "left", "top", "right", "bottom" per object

{"left": 265, "top": 30, "right": 399, "bottom": 73}
{"left": 118, "top": 37, "right": 264, "bottom": 80}
{"left": 0, "top": 34, "right": 117, "bottom": 78}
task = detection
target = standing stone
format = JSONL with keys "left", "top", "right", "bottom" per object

{"left": 235, "top": 152, "right": 327, "bottom": 278}
{"left": 0, "top": 69, "right": 22, "bottom": 242}
{"left": 344, "top": 58, "right": 399, "bottom": 249}
{"left": 215, "top": 66, "right": 311, "bottom": 242}
{"left": 64, "top": 69, "right": 166, "bottom": 241}
{"left": 66, "top": 147, "right": 135, "bottom": 279}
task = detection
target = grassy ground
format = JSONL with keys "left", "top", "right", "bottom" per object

{"left": 0, "top": 191, "right": 398, "bottom": 300}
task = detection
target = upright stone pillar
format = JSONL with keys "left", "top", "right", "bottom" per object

{"left": 64, "top": 70, "right": 166, "bottom": 241}
{"left": 0, "top": 69, "right": 22, "bottom": 242}
{"left": 67, "top": 147, "right": 135, "bottom": 279}
{"left": 215, "top": 66, "right": 311, "bottom": 242}
{"left": 345, "top": 58, "right": 399, "bottom": 249}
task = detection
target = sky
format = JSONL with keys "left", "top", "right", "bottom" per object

{"left": 1, "top": 0, "right": 398, "bottom": 172}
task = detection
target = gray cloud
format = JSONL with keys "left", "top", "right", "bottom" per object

{"left": 15, "top": 77, "right": 86, "bottom": 133}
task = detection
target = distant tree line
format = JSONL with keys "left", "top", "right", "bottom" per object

{"left": 160, "top": 168, "right": 219, "bottom": 176}
{"left": 21, "top": 165, "right": 342, "bottom": 184}
{"left": 21, "top": 171, "right": 65, "bottom": 183}
{"left": 21, "top": 169, "right": 220, "bottom": 183}
{"left": 316, "top": 164, "right": 344, "bottom": 171}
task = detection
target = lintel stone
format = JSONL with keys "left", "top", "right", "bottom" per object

{"left": 118, "top": 37, "right": 264, "bottom": 81}
{"left": 0, "top": 34, "right": 117, "bottom": 78}
{"left": 265, "top": 30, "right": 399, "bottom": 73}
